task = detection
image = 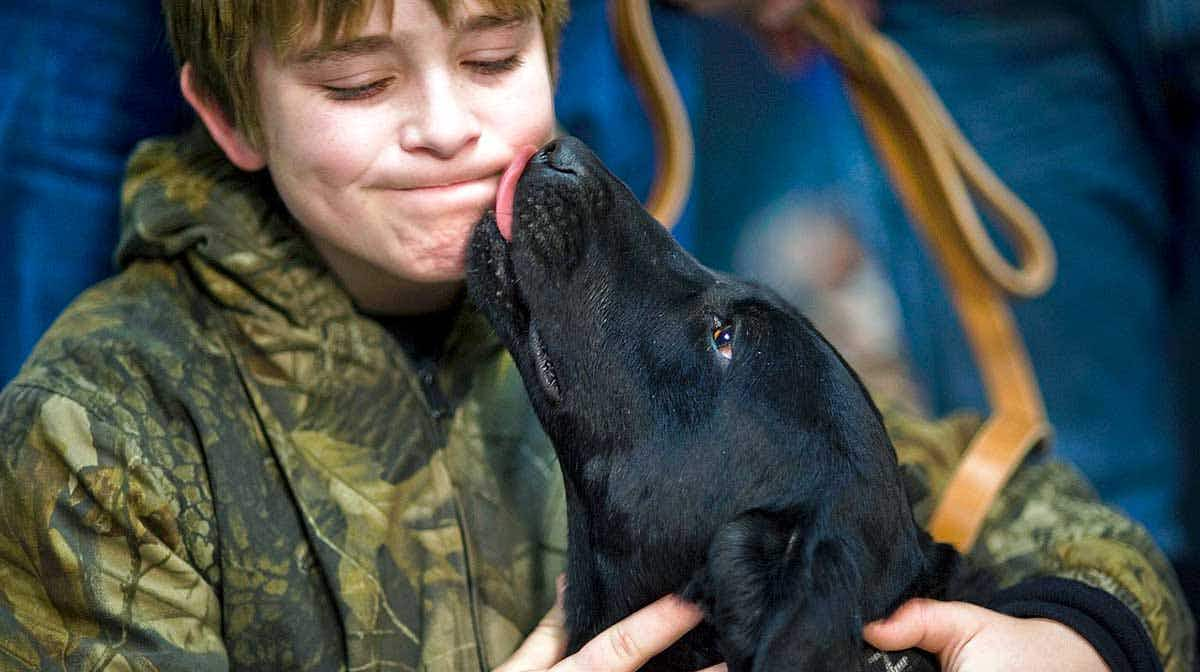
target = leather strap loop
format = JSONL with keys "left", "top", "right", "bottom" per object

{"left": 609, "top": 0, "right": 1055, "bottom": 552}
{"left": 794, "top": 1, "right": 1056, "bottom": 299}
{"left": 610, "top": 0, "right": 696, "bottom": 230}
{"left": 795, "top": 0, "right": 1053, "bottom": 551}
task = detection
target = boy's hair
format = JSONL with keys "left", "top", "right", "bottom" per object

{"left": 163, "top": 0, "right": 569, "bottom": 149}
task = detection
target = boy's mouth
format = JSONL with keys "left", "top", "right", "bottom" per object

{"left": 402, "top": 178, "right": 492, "bottom": 193}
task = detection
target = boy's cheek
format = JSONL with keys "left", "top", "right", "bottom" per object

{"left": 497, "top": 89, "right": 556, "bottom": 147}
{"left": 277, "top": 112, "right": 394, "bottom": 185}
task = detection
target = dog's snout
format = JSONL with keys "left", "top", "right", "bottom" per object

{"left": 532, "top": 138, "right": 586, "bottom": 175}
{"left": 529, "top": 142, "right": 554, "bottom": 165}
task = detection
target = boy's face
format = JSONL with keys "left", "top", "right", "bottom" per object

{"left": 250, "top": 0, "right": 555, "bottom": 313}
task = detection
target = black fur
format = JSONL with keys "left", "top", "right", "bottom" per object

{"left": 466, "top": 137, "right": 990, "bottom": 671}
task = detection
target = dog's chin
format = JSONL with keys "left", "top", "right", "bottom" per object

{"left": 466, "top": 210, "right": 523, "bottom": 340}
{"left": 467, "top": 210, "right": 563, "bottom": 407}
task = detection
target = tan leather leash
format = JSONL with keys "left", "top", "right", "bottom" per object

{"left": 609, "top": 0, "right": 1056, "bottom": 552}
{"left": 610, "top": 0, "right": 696, "bottom": 229}
{"left": 794, "top": 0, "right": 1057, "bottom": 552}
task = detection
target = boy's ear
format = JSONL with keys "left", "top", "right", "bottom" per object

{"left": 180, "top": 63, "right": 267, "bottom": 171}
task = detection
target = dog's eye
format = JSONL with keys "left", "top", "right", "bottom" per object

{"left": 711, "top": 318, "right": 735, "bottom": 360}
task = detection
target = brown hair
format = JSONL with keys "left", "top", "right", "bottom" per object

{"left": 163, "top": 0, "right": 569, "bottom": 148}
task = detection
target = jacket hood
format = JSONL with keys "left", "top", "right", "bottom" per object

{"left": 117, "top": 125, "right": 355, "bottom": 329}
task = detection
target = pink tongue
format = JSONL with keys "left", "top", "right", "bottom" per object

{"left": 496, "top": 145, "right": 538, "bottom": 242}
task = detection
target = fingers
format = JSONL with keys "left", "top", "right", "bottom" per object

{"left": 494, "top": 576, "right": 569, "bottom": 672}
{"left": 497, "top": 584, "right": 710, "bottom": 672}
{"left": 556, "top": 594, "right": 705, "bottom": 672}
{"left": 862, "top": 598, "right": 985, "bottom": 656}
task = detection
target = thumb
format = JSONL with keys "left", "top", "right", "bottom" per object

{"left": 862, "top": 598, "right": 984, "bottom": 657}
{"left": 494, "top": 576, "right": 569, "bottom": 672}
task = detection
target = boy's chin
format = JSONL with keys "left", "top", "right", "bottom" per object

{"left": 337, "top": 253, "right": 467, "bottom": 315}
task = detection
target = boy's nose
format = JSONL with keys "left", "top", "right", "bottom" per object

{"left": 401, "top": 77, "right": 481, "bottom": 158}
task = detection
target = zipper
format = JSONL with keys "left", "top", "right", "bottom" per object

{"left": 416, "top": 363, "right": 451, "bottom": 421}
{"left": 415, "top": 359, "right": 487, "bottom": 670}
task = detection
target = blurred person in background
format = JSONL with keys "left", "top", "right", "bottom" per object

{"left": 0, "top": 1, "right": 191, "bottom": 384}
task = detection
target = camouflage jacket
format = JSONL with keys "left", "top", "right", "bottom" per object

{"left": 0, "top": 129, "right": 1193, "bottom": 671}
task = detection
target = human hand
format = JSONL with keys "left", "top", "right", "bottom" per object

{"left": 863, "top": 598, "right": 1111, "bottom": 672}
{"left": 495, "top": 577, "right": 725, "bottom": 672}
{"left": 668, "top": 0, "right": 878, "bottom": 71}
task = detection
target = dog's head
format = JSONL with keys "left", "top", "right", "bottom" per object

{"left": 467, "top": 138, "right": 950, "bottom": 671}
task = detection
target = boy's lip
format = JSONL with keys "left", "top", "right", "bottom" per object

{"left": 375, "top": 175, "right": 500, "bottom": 213}
{"left": 379, "top": 162, "right": 509, "bottom": 192}
{"left": 398, "top": 175, "right": 498, "bottom": 193}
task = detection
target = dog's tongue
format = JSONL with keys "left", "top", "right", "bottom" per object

{"left": 496, "top": 145, "right": 538, "bottom": 242}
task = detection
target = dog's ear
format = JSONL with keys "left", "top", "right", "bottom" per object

{"left": 750, "top": 526, "right": 867, "bottom": 672}
{"left": 915, "top": 531, "right": 997, "bottom": 604}
{"left": 687, "top": 509, "right": 867, "bottom": 672}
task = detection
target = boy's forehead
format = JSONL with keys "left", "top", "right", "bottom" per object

{"left": 290, "top": 0, "right": 533, "bottom": 51}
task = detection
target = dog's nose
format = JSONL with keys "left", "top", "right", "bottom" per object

{"left": 531, "top": 138, "right": 585, "bottom": 175}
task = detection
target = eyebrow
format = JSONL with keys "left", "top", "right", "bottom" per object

{"left": 292, "top": 15, "right": 527, "bottom": 66}
{"left": 292, "top": 35, "right": 395, "bottom": 66}
{"left": 456, "top": 14, "right": 525, "bottom": 33}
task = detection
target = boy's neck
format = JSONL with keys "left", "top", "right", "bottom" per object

{"left": 311, "top": 237, "right": 463, "bottom": 316}
{"left": 354, "top": 278, "right": 463, "bottom": 316}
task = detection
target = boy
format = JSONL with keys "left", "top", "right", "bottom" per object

{"left": 0, "top": 0, "right": 1192, "bottom": 669}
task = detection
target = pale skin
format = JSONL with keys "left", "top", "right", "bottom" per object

{"left": 180, "top": 0, "right": 1109, "bottom": 668}
{"left": 495, "top": 577, "right": 727, "bottom": 672}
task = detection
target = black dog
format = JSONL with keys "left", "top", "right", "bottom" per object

{"left": 466, "top": 138, "right": 986, "bottom": 671}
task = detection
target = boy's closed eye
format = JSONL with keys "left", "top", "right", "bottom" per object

{"left": 306, "top": 16, "right": 535, "bottom": 102}
{"left": 320, "top": 54, "right": 526, "bottom": 101}
{"left": 323, "top": 78, "right": 396, "bottom": 101}
{"left": 464, "top": 54, "right": 526, "bottom": 76}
